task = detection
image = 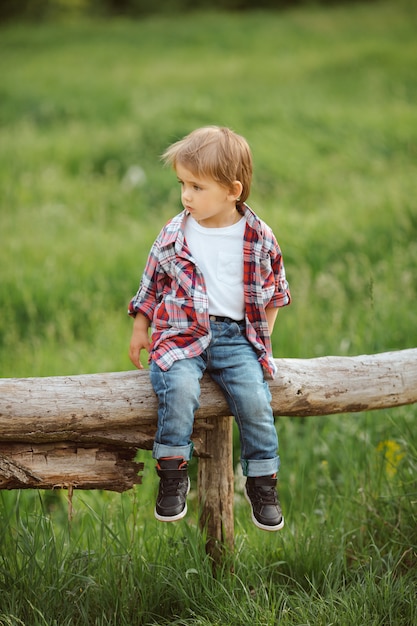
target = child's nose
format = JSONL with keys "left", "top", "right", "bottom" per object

{"left": 182, "top": 188, "right": 192, "bottom": 202}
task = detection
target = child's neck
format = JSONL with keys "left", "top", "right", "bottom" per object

{"left": 197, "top": 208, "right": 241, "bottom": 229}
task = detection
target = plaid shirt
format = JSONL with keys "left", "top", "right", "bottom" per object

{"left": 128, "top": 204, "right": 290, "bottom": 377}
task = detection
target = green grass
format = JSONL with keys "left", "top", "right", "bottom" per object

{"left": 1, "top": 422, "right": 416, "bottom": 625}
{"left": 0, "top": 1, "right": 417, "bottom": 623}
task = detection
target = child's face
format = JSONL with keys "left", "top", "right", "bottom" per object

{"left": 175, "top": 163, "right": 241, "bottom": 229}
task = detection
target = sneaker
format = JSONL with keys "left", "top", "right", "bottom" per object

{"left": 154, "top": 457, "right": 190, "bottom": 522}
{"left": 245, "top": 475, "right": 284, "bottom": 531}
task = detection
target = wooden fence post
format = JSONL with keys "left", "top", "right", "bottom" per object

{"left": 198, "top": 415, "right": 234, "bottom": 562}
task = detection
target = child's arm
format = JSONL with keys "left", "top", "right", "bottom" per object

{"left": 129, "top": 312, "right": 151, "bottom": 370}
{"left": 265, "top": 305, "right": 279, "bottom": 335}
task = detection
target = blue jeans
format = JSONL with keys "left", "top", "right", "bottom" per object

{"left": 150, "top": 319, "right": 279, "bottom": 477}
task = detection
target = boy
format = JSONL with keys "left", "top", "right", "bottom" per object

{"left": 128, "top": 126, "right": 291, "bottom": 531}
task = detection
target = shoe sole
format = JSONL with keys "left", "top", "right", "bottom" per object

{"left": 244, "top": 489, "right": 285, "bottom": 532}
{"left": 154, "top": 477, "right": 190, "bottom": 523}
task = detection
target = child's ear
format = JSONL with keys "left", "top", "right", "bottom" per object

{"left": 229, "top": 180, "right": 243, "bottom": 202}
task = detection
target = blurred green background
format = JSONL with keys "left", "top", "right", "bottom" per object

{"left": 1, "top": 0, "right": 416, "bottom": 377}
{"left": 0, "top": 0, "right": 387, "bottom": 22}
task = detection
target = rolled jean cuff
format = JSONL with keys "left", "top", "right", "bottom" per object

{"left": 152, "top": 442, "right": 194, "bottom": 462}
{"left": 242, "top": 456, "right": 280, "bottom": 478}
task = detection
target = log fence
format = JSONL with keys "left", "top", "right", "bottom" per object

{"left": 1, "top": 348, "right": 416, "bottom": 559}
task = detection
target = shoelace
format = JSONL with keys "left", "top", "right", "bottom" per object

{"left": 157, "top": 464, "right": 188, "bottom": 496}
{"left": 255, "top": 485, "right": 278, "bottom": 504}
{"left": 160, "top": 476, "right": 186, "bottom": 496}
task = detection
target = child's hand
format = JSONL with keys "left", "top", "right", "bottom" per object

{"left": 129, "top": 313, "right": 151, "bottom": 369}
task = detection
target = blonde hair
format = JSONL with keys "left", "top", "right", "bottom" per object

{"left": 162, "top": 126, "right": 253, "bottom": 205}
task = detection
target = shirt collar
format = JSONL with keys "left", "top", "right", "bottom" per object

{"left": 160, "top": 203, "right": 262, "bottom": 247}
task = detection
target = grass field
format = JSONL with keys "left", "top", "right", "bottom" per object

{"left": 1, "top": 1, "right": 417, "bottom": 623}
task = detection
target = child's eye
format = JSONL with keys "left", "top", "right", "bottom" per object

{"left": 193, "top": 185, "right": 201, "bottom": 191}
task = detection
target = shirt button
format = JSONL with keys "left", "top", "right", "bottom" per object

{"left": 198, "top": 308, "right": 204, "bottom": 313}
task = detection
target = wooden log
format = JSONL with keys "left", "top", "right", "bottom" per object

{"left": 270, "top": 349, "right": 417, "bottom": 416}
{"left": 0, "top": 350, "right": 416, "bottom": 448}
{"left": 0, "top": 443, "right": 143, "bottom": 492}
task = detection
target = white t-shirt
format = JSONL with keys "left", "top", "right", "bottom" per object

{"left": 184, "top": 215, "right": 246, "bottom": 321}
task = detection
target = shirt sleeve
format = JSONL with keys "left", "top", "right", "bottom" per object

{"left": 265, "top": 229, "right": 291, "bottom": 309}
{"left": 128, "top": 237, "right": 162, "bottom": 321}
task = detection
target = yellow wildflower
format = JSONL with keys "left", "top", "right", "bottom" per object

{"left": 376, "top": 440, "right": 405, "bottom": 477}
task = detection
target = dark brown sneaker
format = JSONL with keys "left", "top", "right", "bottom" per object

{"left": 155, "top": 457, "right": 190, "bottom": 522}
{"left": 245, "top": 475, "right": 284, "bottom": 531}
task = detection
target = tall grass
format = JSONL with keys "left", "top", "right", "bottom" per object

{"left": 0, "top": 0, "right": 416, "bottom": 623}
{"left": 1, "top": 422, "right": 416, "bottom": 625}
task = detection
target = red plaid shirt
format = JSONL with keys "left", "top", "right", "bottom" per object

{"left": 128, "top": 204, "right": 290, "bottom": 377}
